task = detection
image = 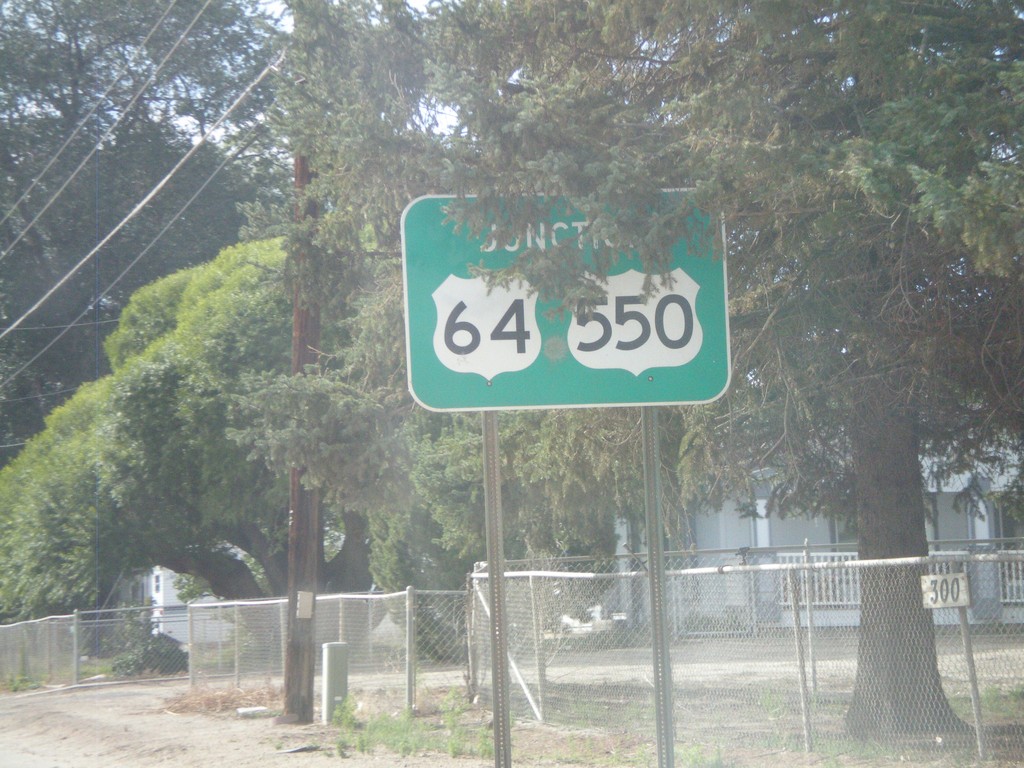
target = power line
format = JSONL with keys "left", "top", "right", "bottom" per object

{"left": 0, "top": 49, "right": 285, "bottom": 348}
{"left": 3, "top": 319, "right": 119, "bottom": 333}
{"left": 0, "top": 97, "right": 278, "bottom": 396}
{"left": 0, "top": 0, "right": 216, "bottom": 266}
{"left": 0, "top": 0, "right": 181, "bottom": 234}
{"left": 0, "top": 387, "right": 81, "bottom": 404}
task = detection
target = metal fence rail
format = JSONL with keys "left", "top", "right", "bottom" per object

{"left": 471, "top": 551, "right": 1024, "bottom": 763}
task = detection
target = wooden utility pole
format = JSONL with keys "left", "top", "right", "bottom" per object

{"left": 283, "top": 153, "right": 322, "bottom": 723}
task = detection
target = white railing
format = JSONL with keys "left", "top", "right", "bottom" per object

{"left": 1002, "top": 557, "right": 1024, "bottom": 604}
{"left": 778, "top": 551, "right": 860, "bottom": 607}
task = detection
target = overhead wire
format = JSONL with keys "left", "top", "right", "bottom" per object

{"left": 0, "top": 48, "right": 286, "bottom": 349}
{"left": 0, "top": 386, "right": 81, "bottom": 403}
{"left": 3, "top": 319, "right": 118, "bottom": 332}
{"left": 0, "top": 0, "right": 181, "bottom": 233}
{"left": 0, "top": 81, "right": 282, "bottom": 397}
{"left": 0, "top": 0, "right": 216, "bottom": 266}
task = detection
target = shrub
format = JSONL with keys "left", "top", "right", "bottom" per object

{"left": 112, "top": 612, "right": 188, "bottom": 677}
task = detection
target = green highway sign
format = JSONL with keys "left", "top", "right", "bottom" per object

{"left": 401, "top": 195, "right": 730, "bottom": 411}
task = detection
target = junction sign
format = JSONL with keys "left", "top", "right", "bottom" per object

{"left": 401, "top": 194, "right": 730, "bottom": 411}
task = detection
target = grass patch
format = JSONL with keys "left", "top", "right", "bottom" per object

{"left": 947, "top": 685, "right": 1024, "bottom": 728}
{"left": 334, "top": 688, "right": 492, "bottom": 759}
{"left": 489, "top": 717, "right": 656, "bottom": 766}
{"left": 77, "top": 659, "right": 114, "bottom": 680}
{"left": 2, "top": 674, "right": 39, "bottom": 692}
{"left": 675, "top": 743, "right": 729, "bottom": 768}
{"left": 981, "top": 686, "right": 1024, "bottom": 721}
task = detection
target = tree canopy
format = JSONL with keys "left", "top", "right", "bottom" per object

{"left": 0, "top": 0, "right": 285, "bottom": 461}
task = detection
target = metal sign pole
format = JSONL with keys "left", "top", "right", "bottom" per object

{"left": 642, "top": 406, "right": 674, "bottom": 768}
{"left": 483, "top": 411, "right": 513, "bottom": 768}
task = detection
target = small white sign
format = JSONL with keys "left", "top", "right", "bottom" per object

{"left": 296, "top": 590, "right": 315, "bottom": 619}
{"left": 431, "top": 276, "right": 541, "bottom": 380}
{"left": 921, "top": 572, "right": 971, "bottom": 609}
{"left": 568, "top": 269, "right": 704, "bottom": 376}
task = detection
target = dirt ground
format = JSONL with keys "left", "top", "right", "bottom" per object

{"left": 0, "top": 680, "right": 1011, "bottom": 768}
{"left": 0, "top": 680, "right": 667, "bottom": 768}
{"left": 0, "top": 681, "right": 495, "bottom": 768}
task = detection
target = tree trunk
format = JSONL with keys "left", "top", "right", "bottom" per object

{"left": 322, "top": 511, "right": 373, "bottom": 593}
{"left": 844, "top": 398, "right": 967, "bottom": 737}
{"left": 238, "top": 521, "right": 288, "bottom": 596}
{"left": 160, "top": 551, "right": 263, "bottom": 600}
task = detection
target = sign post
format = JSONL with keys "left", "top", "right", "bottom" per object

{"left": 642, "top": 405, "right": 674, "bottom": 767}
{"left": 402, "top": 194, "right": 730, "bottom": 768}
{"left": 921, "top": 571, "right": 985, "bottom": 759}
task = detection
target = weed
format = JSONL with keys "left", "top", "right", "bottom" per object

{"left": 331, "top": 695, "right": 358, "bottom": 731}
{"left": 476, "top": 727, "right": 495, "bottom": 760}
{"left": 165, "top": 684, "right": 280, "bottom": 715}
{"left": 441, "top": 688, "right": 473, "bottom": 756}
{"left": 3, "top": 674, "right": 38, "bottom": 692}
{"left": 675, "top": 743, "right": 728, "bottom": 768}
{"left": 334, "top": 688, "right": 493, "bottom": 760}
{"left": 757, "top": 688, "right": 785, "bottom": 719}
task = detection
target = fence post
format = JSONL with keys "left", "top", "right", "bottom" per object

{"left": 188, "top": 603, "right": 196, "bottom": 688}
{"left": 234, "top": 603, "right": 241, "bottom": 688}
{"left": 279, "top": 600, "right": 288, "bottom": 676}
{"left": 20, "top": 622, "right": 28, "bottom": 681}
{"left": 406, "top": 586, "right": 417, "bottom": 711}
{"left": 44, "top": 618, "right": 52, "bottom": 682}
{"left": 787, "top": 569, "right": 813, "bottom": 753}
{"left": 802, "top": 540, "right": 818, "bottom": 694}
{"left": 465, "top": 574, "right": 479, "bottom": 703}
{"left": 641, "top": 406, "right": 674, "bottom": 768}
{"left": 529, "top": 574, "right": 545, "bottom": 721}
{"left": 958, "top": 603, "right": 987, "bottom": 760}
{"left": 72, "top": 610, "right": 80, "bottom": 686}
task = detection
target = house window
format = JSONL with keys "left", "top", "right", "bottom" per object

{"left": 154, "top": 573, "right": 161, "bottom": 594}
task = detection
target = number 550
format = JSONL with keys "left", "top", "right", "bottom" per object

{"left": 575, "top": 294, "right": 694, "bottom": 353}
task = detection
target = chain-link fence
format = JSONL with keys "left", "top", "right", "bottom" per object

{"left": 187, "top": 589, "right": 468, "bottom": 707}
{"left": 0, "top": 590, "right": 466, "bottom": 703}
{"left": 471, "top": 550, "right": 1024, "bottom": 763}
{"left": 3, "top": 552, "right": 1022, "bottom": 762}
{"left": 0, "top": 606, "right": 190, "bottom": 688}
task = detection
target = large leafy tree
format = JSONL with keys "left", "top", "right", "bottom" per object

{"left": 419, "top": 0, "right": 1024, "bottom": 737}
{"left": 0, "top": 240, "right": 293, "bottom": 616}
{"left": 0, "top": 379, "right": 125, "bottom": 619}
{"left": 0, "top": 0, "right": 283, "bottom": 462}
{"left": 102, "top": 240, "right": 295, "bottom": 600}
